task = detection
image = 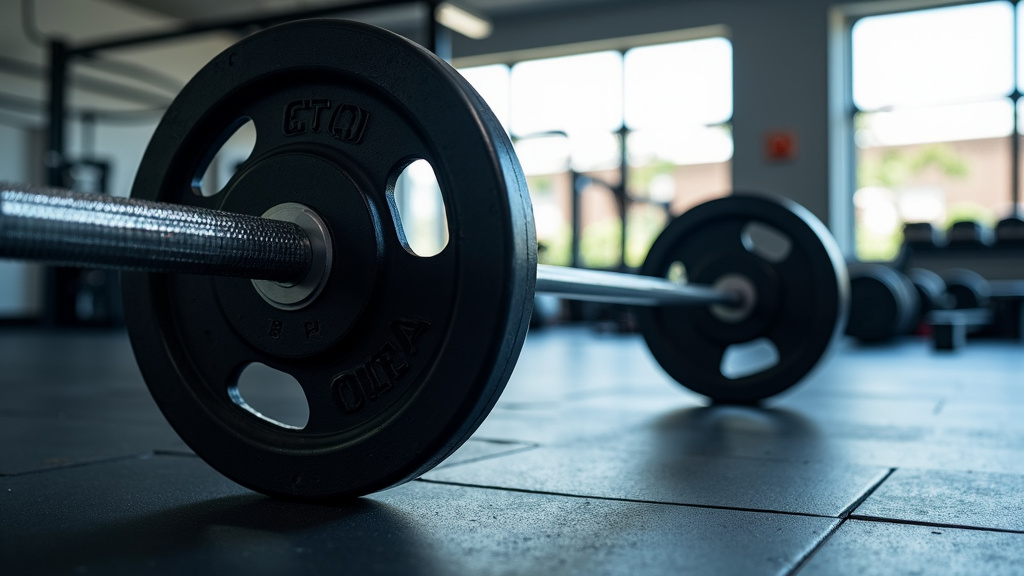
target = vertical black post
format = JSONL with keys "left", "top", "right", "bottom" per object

{"left": 570, "top": 170, "right": 582, "bottom": 269}
{"left": 616, "top": 50, "right": 630, "bottom": 272}
{"left": 46, "top": 40, "right": 67, "bottom": 189}
{"left": 1013, "top": 0, "right": 1020, "bottom": 215}
{"left": 616, "top": 125, "right": 629, "bottom": 271}
{"left": 426, "top": 1, "right": 452, "bottom": 61}
{"left": 44, "top": 39, "right": 76, "bottom": 326}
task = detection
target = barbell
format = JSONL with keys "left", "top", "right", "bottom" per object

{"left": 0, "top": 19, "right": 848, "bottom": 500}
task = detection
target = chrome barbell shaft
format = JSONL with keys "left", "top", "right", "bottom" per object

{"left": 0, "top": 182, "right": 311, "bottom": 283}
{"left": 535, "top": 264, "right": 739, "bottom": 307}
{"left": 0, "top": 182, "right": 740, "bottom": 309}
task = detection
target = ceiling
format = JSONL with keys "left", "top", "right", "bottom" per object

{"left": 114, "top": 0, "right": 620, "bottom": 23}
{"left": 0, "top": 0, "right": 626, "bottom": 122}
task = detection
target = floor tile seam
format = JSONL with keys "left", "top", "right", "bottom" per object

{"left": 152, "top": 449, "right": 198, "bottom": 458}
{"left": 496, "top": 386, "right": 623, "bottom": 407}
{"left": 511, "top": 441, "right": 900, "bottom": 472}
{"left": 476, "top": 428, "right": 894, "bottom": 467}
{"left": 0, "top": 451, "right": 157, "bottom": 478}
{"left": 414, "top": 478, "right": 834, "bottom": 519}
{"left": 838, "top": 467, "right": 896, "bottom": 518}
{"left": 0, "top": 413, "right": 169, "bottom": 427}
{"left": 464, "top": 437, "right": 541, "bottom": 448}
{"left": 783, "top": 516, "right": 848, "bottom": 576}
{"left": 435, "top": 445, "right": 540, "bottom": 470}
{"left": 847, "top": 514, "right": 1024, "bottom": 535}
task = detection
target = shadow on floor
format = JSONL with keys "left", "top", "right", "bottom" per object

{"left": 11, "top": 491, "right": 444, "bottom": 574}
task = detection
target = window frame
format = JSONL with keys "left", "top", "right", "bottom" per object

{"left": 457, "top": 27, "right": 736, "bottom": 269}
{"left": 829, "top": 0, "right": 1020, "bottom": 258}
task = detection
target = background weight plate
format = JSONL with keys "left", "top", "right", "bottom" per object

{"left": 845, "top": 263, "right": 919, "bottom": 342}
{"left": 122, "top": 20, "right": 536, "bottom": 500}
{"left": 941, "top": 268, "right": 991, "bottom": 310}
{"left": 907, "top": 268, "right": 949, "bottom": 317}
{"left": 637, "top": 193, "right": 848, "bottom": 403}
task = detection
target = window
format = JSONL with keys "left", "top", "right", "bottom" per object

{"left": 460, "top": 35, "right": 733, "bottom": 268}
{"left": 850, "top": 1, "right": 1016, "bottom": 260}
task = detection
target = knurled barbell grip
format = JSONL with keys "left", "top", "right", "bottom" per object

{"left": 0, "top": 182, "right": 311, "bottom": 283}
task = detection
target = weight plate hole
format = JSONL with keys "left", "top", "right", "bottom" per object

{"left": 387, "top": 159, "right": 449, "bottom": 257}
{"left": 720, "top": 338, "right": 780, "bottom": 380}
{"left": 741, "top": 222, "right": 792, "bottom": 263}
{"left": 191, "top": 117, "right": 257, "bottom": 197}
{"left": 667, "top": 261, "right": 688, "bottom": 283}
{"left": 229, "top": 363, "right": 309, "bottom": 430}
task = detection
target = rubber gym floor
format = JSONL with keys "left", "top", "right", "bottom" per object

{"left": 1, "top": 324, "right": 1022, "bottom": 575}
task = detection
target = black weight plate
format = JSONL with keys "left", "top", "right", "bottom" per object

{"left": 907, "top": 268, "right": 948, "bottom": 316}
{"left": 845, "top": 263, "right": 918, "bottom": 342}
{"left": 942, "top": 268, "right": 991, "bottom": 309}
{"left": 637, "top": 193, "right": 848, "bottom": 403}
{"left": 122, "top": 20, "right": 536, "bottom": 500}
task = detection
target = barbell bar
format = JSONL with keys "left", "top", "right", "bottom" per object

{"left": 1, "top": 183, "right": 743, "bottom": 309}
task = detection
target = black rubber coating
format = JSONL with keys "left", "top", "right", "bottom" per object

{"left": 637, "top": 193, "right": 848, "bottom": 404}
{"left": 907, "top": 268, "right": 949, "bottom": 317}
{"left": 995, "top": 215, "right": 1024, "bottom": 245}
{"left": 902, "top": 222, "right": 944, "bottom": 249}
{"left": 122, "top": 20, "right": 536, "bottom": 500}
{"left": 942, "top": 268, "right": 991, "bottom": 310}
{"left": 845, "top": 263, "right": 919, "bottom": 343}
{"left": 946, "top": 221, "right": 991, "bottom": 247}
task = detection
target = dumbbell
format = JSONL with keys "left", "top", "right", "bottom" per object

{"left": 845, "top": 263, "right": 919, "bottom": 343}
{"left": 925, "top": 269, "right": 992, "bottom": 350}
{"left": 941, "top": 268, "right": 992, "bottom": 310}
{"left": 902, "top": 221, "right": 944, "bottom": 249}
{"left": 0, "top": 20, "right": 847, "bottom": 500}
{"left": 946, "top": 220, "right": 992, "bottom": 247}
{"left": 844, "top": 263, "right": 966, "bottom": 343}
{"left": 906, "top": 268, "right": 949, "bottom": 318}
{"left": 995, "top": 215, "right": 1024, "bottom": 245}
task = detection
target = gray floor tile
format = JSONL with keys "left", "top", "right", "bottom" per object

{"left": 1, "top": 326, "right": 1021, "bottom": 574}
{"left": 423, "top": 444, "right": 889, "bottom": 516}
{"left": 500, "top": 328, "right": 696, "bottom": 406}
{"left": 590, "top": 402, "right": 1024, "bottom": 475}
{"left": 659, "top": 431, "right": 1024, "bottom": 475}
{"left": 853, "top": 468, "right": 1024, "bottom": 532}
{"left": 777, "top": 437, "right": 1024, "bottom": 475}
{"left": 797, "top": 520, "right": 1024, "bottom": 576}
{"left": 787, "top": 339, "right": 1024, "bottom": 404}
{"left": 474, "top": 394, "right": 700, "bottom": 446}
{"left": 436, "top": 438, "right": 537, "bottom": 468}
{"left": 0, "top": 454, "right": 838, "bottom": 576}
{"left": 0, "top": 383, "right": 167, "bottom": 425}
{"left": 0, "top": 414, "right": 189, "bottom": 475}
